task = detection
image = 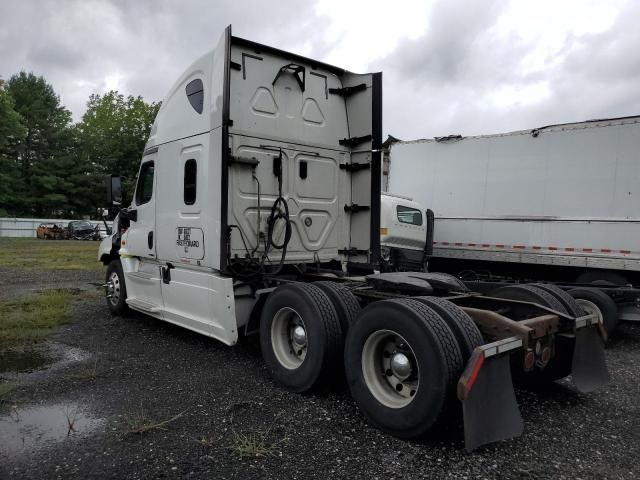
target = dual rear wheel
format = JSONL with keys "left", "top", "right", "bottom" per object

{"left": 344, "top": 299, "right": 480, "bottom": 438}
{"left": 260, "top": 282, "right": 483, "bottom": 438}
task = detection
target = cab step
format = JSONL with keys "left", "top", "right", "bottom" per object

{"left": 126, "top": 298, "right": 161, "bottom": 313}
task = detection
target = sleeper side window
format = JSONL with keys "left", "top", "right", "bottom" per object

{"left": 184, "top": 159, "right": 197, "bottom": 205}
{"left": 185, "top": 79, "right": 204, "bottom": 114}
{"left": 135, "top": 161, "right": 155, "bottom": 205}
{"left": 397, "top": 205, "right": 423, "bottom": 225}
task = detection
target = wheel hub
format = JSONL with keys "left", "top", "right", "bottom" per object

{"left": 271, "top": 307, "right": 308, "bottom": 369}
{"left": 292, "top": 325, "right": 307, "bottom": 347}
{"left": 106, "top": 271, "right": 121, "bottom": 306}
{"left": 362, "top": 330, "right": 419, "bottom": 408}
{"left": 390, "top": 352, "right": 412, "bottom": 381}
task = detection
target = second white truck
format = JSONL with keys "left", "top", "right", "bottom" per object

{"left": 387, "top": 116, "right": 640, "bottom": 325}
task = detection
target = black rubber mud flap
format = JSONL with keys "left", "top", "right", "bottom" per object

{"left": 459, "top": 352, "right": 524, "bottom": 451}
{"left": 571, "top": 327, "right": 610, "bottom": 393}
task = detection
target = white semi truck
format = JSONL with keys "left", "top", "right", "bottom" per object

{"left": 387, "top": 117, "right": 640, "bottom": 331}
{"left": 99, "top": 26, "right": 609, "bottom": 450}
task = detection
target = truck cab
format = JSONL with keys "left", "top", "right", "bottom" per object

{"left": 380, "top": 192, "right": 433, "bottom": 272}
{"left": 99, "top": 25, "right": 381, "bottom": 345}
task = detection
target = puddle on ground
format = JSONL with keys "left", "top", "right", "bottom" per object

{"left": 0, "top": 349, "right": 50, "bottom": 373}
{"left": 0, "top": 343, "right": 91, "bottom": 376}
{"left": 0, "top": 402, "right": 105, "bottom": 457}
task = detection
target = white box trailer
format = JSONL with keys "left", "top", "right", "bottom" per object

{"left": 388, "top": 116, "right": 640, "bottom": 320}
{"left": 97, "top": 26, "right": 609, "bottom": 450}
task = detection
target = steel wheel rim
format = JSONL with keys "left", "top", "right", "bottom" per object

{"left": 108, "top": 271, "right": 121, "bottom": 306}
{"left": 271, "top": 307, "right": 307, "bottom": 369}
{"left": 362, "top": 329, "right": 419, "bottom": 408}
{"left": 575, "top": 299, "right": 603, "bottom": 325}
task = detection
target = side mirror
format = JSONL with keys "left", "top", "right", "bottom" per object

{"left": 106, "top": 175, "right": 123, "bottom": 207}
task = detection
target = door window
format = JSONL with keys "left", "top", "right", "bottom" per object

{"left": 397, "top": 205, "right": 423, "bottom": 225}
{"left": 135, "top": 161, "right": 155, "bottom": 205}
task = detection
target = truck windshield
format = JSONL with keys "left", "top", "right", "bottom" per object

{"left": 397, "top": 205, "right": 422, "bottom": 225}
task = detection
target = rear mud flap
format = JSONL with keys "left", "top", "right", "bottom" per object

{"left": 459, "top": 349, "right": 524, "bottom": 451}
{"left": 571, "top": 326, "right": 610, "bottom": 393}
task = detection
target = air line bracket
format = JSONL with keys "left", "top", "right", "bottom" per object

{"left": 329, "top": 83, "right": 367, "bottom": 97}
{"left": 344, "top": 204, "right": 370, "bottom": 213}
{"left": 339, "top": 134, "right": 372, "bottom": 148}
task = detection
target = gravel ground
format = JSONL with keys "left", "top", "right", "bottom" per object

{"left": 1, "top": 268, "right": 639, "bottom": 479}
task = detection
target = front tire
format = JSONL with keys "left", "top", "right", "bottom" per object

{"left": 105, "top": 260, "right": 129, "bottom": 316}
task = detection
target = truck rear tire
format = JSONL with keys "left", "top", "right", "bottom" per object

{"left": 413, "top": 296, "right": 483, "bottom": 361}
{"left": 105, "top": 259, "right": 129, "bottom": 316}
{"left": 489, "top": 284, "right": 568, "bottom": 315}
{"left": 568, "top": 287, "right": 618, "bottom": 336}
{"left": 530, "top": 283, "right": 585, "bottom": 317}
{"left": 260, "top": 283, "right": 343, "bottom": 393}
{"left": 314, "top": 281, "right": 361, "bottom": 335}
{"left": 490, "top": 284, "right": 572, "bottom": 383}
{"left": 344, "top": 298, "right": 462, "bottom": 438}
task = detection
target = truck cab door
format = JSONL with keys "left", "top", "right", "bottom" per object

{"left": 120, "top": 158, "right": 163, "bottom": 312}
{"left": 126, "top": 160, "right": 157, "bottom": 259}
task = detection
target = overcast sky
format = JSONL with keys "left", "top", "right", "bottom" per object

{"left": 1, "top": 0, "right": 639, "bottom": 139}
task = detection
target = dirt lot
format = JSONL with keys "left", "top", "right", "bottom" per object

{"left": 1, "top": 238, "right": 639, "bottom": 479}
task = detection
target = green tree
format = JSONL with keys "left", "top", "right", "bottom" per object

{"left": 7, "top": 72, "right": 74, "bottom": 216}
{"left": 78, "top": 91, "right": 160, "bottom": 198}
{"left": 0, "top": 79, "right": 26, "bottom": 216}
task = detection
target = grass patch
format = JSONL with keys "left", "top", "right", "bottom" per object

{"left": 0, "top": 289, "right": 73, "bottom": 349}
{"left": 227, "top": 412, "right": 288, "bottom": 458}
{"left": 229, "top": 429, "right": 284, "bottom": 458}
{"left": 0, "top": 381, "right": 16, "bottom": 400}
{"left": 0, "top": 381, "right": 17, "bottom": 410}
{"left": 123, "top": 407, "right": 186, "bottom": 435}
{"left": 0, "top": 237, "right": 102, "bottom": 272}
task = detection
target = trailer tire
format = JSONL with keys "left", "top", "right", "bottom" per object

{"left": 314, "top": 281, "right": 361, "bottom": 334}
{"left": 345, "top": 298, "right": 462, "bottom": 439}
{"left": 260, "top": 283, "right": 343, "bottom": 393}
{"left": 530, "top": 283, "right": 585, "bottom": 318}
{"left": 105, "top": 259, "right": 129, "bottom": 316}
{"left": 568, "top": 287, "right": 618, "bottom": 336}
{"left": 413, "top": 296, "right": 483, "bottom": 361}
{"left": 576, "top": 270, "right": 628, "bottom": 287}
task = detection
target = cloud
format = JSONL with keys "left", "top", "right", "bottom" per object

{"left": 1, "top": 0, "right": 638, "bottom": 139}
{"left": 0, "top": 0, "right": 323, "bottom": 120}
{"left": 376, "top": 0, "right": 640, "bottom": 138}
